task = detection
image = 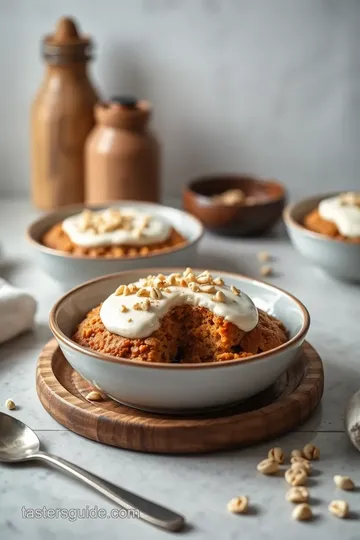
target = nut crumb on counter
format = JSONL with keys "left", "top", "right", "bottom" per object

{"left": 5, "top": 399, "right": 16, "bottom": 410}
{"left": 227, "top": 496, "right": 249, "bottom": 514}
{"left": 292, "top": 503, "right": 312, "bottom": 521}
{"left": 260, "top": 265, "right": 273, "bottom": 277}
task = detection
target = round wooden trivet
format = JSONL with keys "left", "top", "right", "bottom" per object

{"left": 36, "top": 340, "right": 324, "bottom": 454}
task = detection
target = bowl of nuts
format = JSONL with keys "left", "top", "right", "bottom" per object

{"left": 183, "top": 174, "right": 286, "bottom": 236}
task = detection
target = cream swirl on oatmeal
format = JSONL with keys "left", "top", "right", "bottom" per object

{"left": 100, "top": 269, "right": 259, "bottom": 339}
{"left": 62, "top": 208, "right": 171, "bottom": 248}
{"left": 318, "top": 192, "right": 360, "bottom": 238}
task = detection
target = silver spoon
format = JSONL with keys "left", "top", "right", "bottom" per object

{"left": 0, "top": 413, "right": 185, "bottom": 532}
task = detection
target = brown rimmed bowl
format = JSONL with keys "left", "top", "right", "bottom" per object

{"left": 49, "top": 268, "right": 310, "bottom": 413}
{"left": 183, "top": 175, "right": 286, "bottom": 236}
{"left": 26, "top": 201, "right": 204, "bottom": 288}
{"left": 284, "top": 192, "right": 360, "bottom": 282}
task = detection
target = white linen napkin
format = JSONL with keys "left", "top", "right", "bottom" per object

{"left": 0, "top": 278, "right": 37, "bottom": 344}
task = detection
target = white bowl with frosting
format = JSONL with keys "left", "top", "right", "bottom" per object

{"left": 27, "top": 202, "right": 204, "bottom": 288}
{"left": 50, "top": 268, "right": 309, "bottom": 412}
{"left": 284, "top": 192, "right": 360, "bottom": 282}
{"left": 318, "top": 192, "right": 360, "bottom": 238}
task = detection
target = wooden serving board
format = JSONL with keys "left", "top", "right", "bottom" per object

{"left": 36, "top": 340, "right": 324, "bottom": 454}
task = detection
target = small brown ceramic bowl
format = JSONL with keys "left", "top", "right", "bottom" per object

{"left": 183, "top": 175, "right": 286, "bottom": 236}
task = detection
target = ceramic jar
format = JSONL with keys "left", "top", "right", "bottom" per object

{"left": 85, "top": 97, "right": 160, "bottom": 204}
{"left": 31, "top": 17, "right": 99, "bottom": 209}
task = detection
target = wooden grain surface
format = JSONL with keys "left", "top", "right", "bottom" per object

{"left": 36, "top": 339, "right": 324, "bottom": 454}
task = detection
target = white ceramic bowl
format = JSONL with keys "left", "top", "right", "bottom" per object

{"left": 49, "top": 268, "right": 310, "bottom": 413}
{"left": 284, "top": 193, "right": 360, "bottom": 282}
{"left": 27, "top": 202, "right": 203, "bottom": 288}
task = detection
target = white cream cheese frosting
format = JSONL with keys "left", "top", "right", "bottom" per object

{"left": 62, "top": 208, "right": 171, "bottom": 248}
{"left": 100, "top": 270, "right": 259, "bottom": 339}
{"left": 318, "top": 192, "right": 360, "bottom": 238}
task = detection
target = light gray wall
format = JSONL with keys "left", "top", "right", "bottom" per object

{"left": 1, "top": 0, "right": 360, "bottom": 201}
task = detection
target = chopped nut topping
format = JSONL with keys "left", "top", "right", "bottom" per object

{"left": 339, "top": 191, "right": 360, "bottom": 207}
{"left": 328, "top": 500, "right": 349, "bottom": 519}
{"left": 230, "top": 285, "right": 240, "bottom": 296}
{"left": 285, "top": 467, "right": 307, "bottom": 486}
{"left": 141, "top": 299, "right": 151, "bottom": 311}
{"left": 188, "top": 282, "right": 200, "bottom": 292}
{"left": 183, "top": 267, "right": 193, "bottom": 276}
{"left": 133, "top": 303, "right": 143, "bottom": 311}
{"left": 268, "top": 447, "right": 285, "bottom": 464}
{"left": 150, "top": 287, "right": 162, "bottom": 300}
{"left": 115, "top": 284, "right": 130, "bottom": 296}
{"left": 127, "top": 318, "right": 133, "bottom": 322}
{"left": 334, "top": 475, "right": 355, "bottom": 491}
{"left": 132, "top": 228, "right": 143, "bottom": 239}
{"left": 303, "top": 443, "right": 320, "bottom": 460}
{"left": 166, "top": 274, "right": 178, "bottom": 286}
{"left": 201, "top": 285, "right": 216, "bottom": 294}
{"left": 86, "top": 391, "right": 103, "bottom": 401}
{"left": 77, "top": 208, "right": 140, "bottom": 235}
{"left": 256, "top": 459, "right": 279, "bottom": 475}
{"left": 185, "top": 273, "right": 196, "bottom": 283}
{"left": 227, "top": 496, "right": 249, "bottom": 514}
{"left": 119, "top": 305, "right": 128, "bottom": 313}
{"left": 292, "top": 503, "right": 312, "bottom": 521}
{"left": 213, "top": 277, "right": 224, "bottom": 286}
{"left": 197, "top": 275, "right": 211, "bottom": 284}
{"left": 5, "top": 399, "right": 16, "bottom": 410}
{"left": 212, "top": 290, "right": 226, "bottom": 303}
{"left": 136, "top": 288, "right": 150, "bottom": 298}
{"left": 286, "top": 487, "right": 309, "bottom": 503}
{"left": 128, "top": 284, "right": 138, "bottom": 294}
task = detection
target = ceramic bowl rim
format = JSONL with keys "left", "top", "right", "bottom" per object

{"left": 49, "top": 267, "right": 310, "bottom": 370}
{"left": 26, "top": 201, "right": 204, "bottom": 261}
{"left": 283, "top": 192, "right": 360, "bottom": 247}
{"left": 185, "top": 174, "right": 287, "bottom": 208}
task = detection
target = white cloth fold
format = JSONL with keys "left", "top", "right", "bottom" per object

{"left": 0, "top": 279, "right": 37, "bottom": 344}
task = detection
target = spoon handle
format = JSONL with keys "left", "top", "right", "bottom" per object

{"left": 31, "top": 451, "right": 185, "bottom": 532}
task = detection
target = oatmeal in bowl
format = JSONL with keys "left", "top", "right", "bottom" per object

{"left": 27, "top": 202, "right": 203, "bottom": 287}
{"left": 50, "top": 268, "right": 309, "bottom": 412}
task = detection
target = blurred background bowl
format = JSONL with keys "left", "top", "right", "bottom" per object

{"left": 27, "top": 201, "right": 204, "bottom": 289}
{"left": 284, "top": 193, "right": 360, "bottom": 282}
{"left": 183, "top": 174, "right": 286, "bottom": 236}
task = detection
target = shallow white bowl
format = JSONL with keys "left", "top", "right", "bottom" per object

{"left": 27, "top": 202, "right": 203, "bottom": 288}
{"left": 284, "top": 193, "right": 360, "bottom": 282}
{"left": 49, "top": 269, "right": 310, "bottom": 413}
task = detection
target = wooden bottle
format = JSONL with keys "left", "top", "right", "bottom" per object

{"left": 85, "top": 97, "right": 160, "bottom": 204}
{"left": 31, "top": 17, "right": 99, "bottom": 209}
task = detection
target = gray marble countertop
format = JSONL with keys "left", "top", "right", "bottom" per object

{"left": 1, "top": 200, "right": 360, "bottom": 540}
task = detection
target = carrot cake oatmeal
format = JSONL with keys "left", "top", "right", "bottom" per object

{"left": 304, "top": 192, "right": 360, "bottom": 242}
{"left": 42, "top": 207, "right": 186, "bottom": 257}
{"left": 73, "top": 269, "right": 288, "bottom": 363}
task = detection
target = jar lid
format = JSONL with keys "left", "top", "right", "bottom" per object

{"left": 42, "top": 17, "right": 93, "bottom": 63}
